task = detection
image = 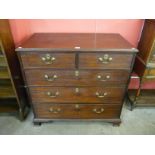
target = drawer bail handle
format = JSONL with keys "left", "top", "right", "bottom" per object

{"left": 49, "top": 107, "right": 61, "bottom": 114}
{"left": 96, "top": 92, "right": 107, "bottom": 98}
{"left": 98, "top": 54, "right": 112, "bottom": 64}
{"left": 75, "top": 70, "right": 80, "bottom": 79}
{"left": 93, "top": 108, "right": 104, "bottom": 114}
{"left": 75, "top": 104, "right": 80, "bottom": 111}
{"left": 44, "top": 74, "right": 58, "bottom": 81}
{"left": 97, "top": 75, "right": 110, "bottom": 81}
{"left": 75, "top": 88, "right": 80, "bottom": 95}
{"left": 46, "top": 91, "right": 59, "bottom": 98}
{"left": 41, "top": 54, "right": 56, "bottom": 64}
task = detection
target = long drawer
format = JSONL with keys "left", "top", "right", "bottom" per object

{"left": 25, "top": 69, "right": 130, "bottom": 86}
{"left": 29, "top": 86, "right": 125, "bottom": 103}
{"left": 20, "top": 52, "right": 75, "bottom": 69}
{"left": 34, "top": 103, "right": 121, "bottom": 119}
{"left": 79, "top": 53, "right": 133, "bottom": 69}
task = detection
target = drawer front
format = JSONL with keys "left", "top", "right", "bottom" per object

{"left": 29, "top": 87, "right": 125, "bottom": 103}
{"left": 79, "top": 53, "right": 133, "bottom": 69}
{"left": 34, "top": 103, "right": 121, "bottom": 119}
{"left": 25, "top": 69, "right": 129, "bottom": 86}
{"left": 20, "top": 52, "right": 75, "bottom": 69}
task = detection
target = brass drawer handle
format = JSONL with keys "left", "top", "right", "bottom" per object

{"left": 49, "top": 107, "right": 61, "bottom": 113}
{"left": 97, "top": 75, "right": 110, "bottom": 81}
{"left": 41, "top": 54, "right": 56, "bottom": 64}
{"left": 44, "top": 74, "right": 58, "bottom": 81}
{"left": 96, "top": 92, "right": 107, "bottom": 98}
{"left": 46, "top": 91, "right": 59, "bottom": 98}
{"left": 75, "top": 104, "right": 80, "bottom": 111}
{"left": 75, "top": 88, "right": 80, "bottom": 95}
{"left": 98, "top": 54, "right": 112, "bottom": 64}
{"left": 75, "top": 70, "right": 80, "bottom": 79}
{"left": 93, "top": 108, "right": 104, "bottom": 114}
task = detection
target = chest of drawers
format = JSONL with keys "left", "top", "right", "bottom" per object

{"left": 16, "top": 33, "right": 137, "bottom": 125}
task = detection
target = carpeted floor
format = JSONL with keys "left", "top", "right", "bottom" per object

{"left": 0, "top": 105, "right": 155, "bottom": 135}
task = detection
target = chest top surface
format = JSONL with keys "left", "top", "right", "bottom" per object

{"left": 16, "top": 33, "right": 138, "bottom": 52}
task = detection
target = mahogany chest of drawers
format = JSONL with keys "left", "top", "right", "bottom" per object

{"left": 16, "top": 33, "right": 138, "bottom": 125}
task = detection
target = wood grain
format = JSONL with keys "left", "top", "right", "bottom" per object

{"left": 29, "top": 86, "right": 125, "bottom": 104}
{"left": 21, "top": 52, "right": 75, "bottom": 69}
{"left": 79, "top": 53, "right": 133, "bottom": 69}
{"left": 137, "top": 20, "right": 155, "bottom": 63}
{"left": 25, "top": 69, "right": 129, "bottom": 86}
{"left": 0, "top": 86, "right": 15, "bottom": 98}
{"left": 16, "top": 33, "right": 137, "bottom": 124}
{"left": 0, "top": 55, "right": 7, "bottom": 67}
{"left": 0, "top": 67, "right": 9, "bottom": 79}
{"left": 0, "top": 19, "right": 28, "bottom": 118}
{"left": 34, "top": 103, "right": 121, "bottom": 119}
{"left": 16, "top": 33, "right": 137, "bottom": 52}
{"left": 130, "top": 19, "right": 155, "bottom": 109}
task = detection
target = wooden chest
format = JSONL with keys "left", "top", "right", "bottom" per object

{"left": 16, "top": 33, "right": 137, "bottom": 125}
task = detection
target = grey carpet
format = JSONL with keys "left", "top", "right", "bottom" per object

{"left": 0, "top": 105, "right": 155, "bottom": 135}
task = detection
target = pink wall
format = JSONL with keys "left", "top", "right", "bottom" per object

{"left": 9, "top": 19, "right": 144, "bottom": 47}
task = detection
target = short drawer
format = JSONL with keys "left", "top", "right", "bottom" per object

{"left": 79, "top": 53, "right": 133, "bottom": 69}
{"left": 25, "top": 69, "right": 129, "bottom": 86}
{"left": 20, "top": 52, "right": 75, "bottom": 69}
{"left": 29, "top": 86, "right": 125, "bottom": 104}
{"left": 34, "top": 103, "right": 121, "bottom": 119}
